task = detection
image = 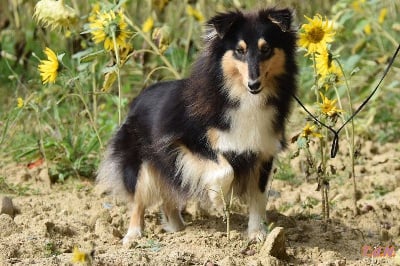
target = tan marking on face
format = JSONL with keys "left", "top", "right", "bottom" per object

{"left": 221, "top": 50, "right": 249, "bottom": 99}
{"left": 238, "top": 40, "right": 247, "bottom": 52}
{"left": 258, "top": 38, "right": 267, "bottom": 51}
{"left": 259, "top": 48, "right": 286, "bottom": 92}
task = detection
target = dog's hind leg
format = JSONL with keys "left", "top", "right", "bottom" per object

{"left": 123, "top": 197, "right": 145, "bottom": 245}
{"left": 122, "top": 162, "right": 160, "bottom": 245}
{"left": 161, "top": 197, "right": 185, "bottom": 233}
{"left": 247, "top": 159, "right": 273, "bottom": 241}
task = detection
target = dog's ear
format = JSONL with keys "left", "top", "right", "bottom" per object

{"left": 263, "top": 8, "right": 293, "bottom": 32}
{"left": 208, "top": 11, "right": 243, "bottom": 39}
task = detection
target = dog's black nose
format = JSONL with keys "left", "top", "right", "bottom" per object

{"left": 248, "top": 80, "right": 261, "bottom": 93}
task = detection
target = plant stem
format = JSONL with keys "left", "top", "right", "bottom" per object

{"left": 91, "top": 62, "right": 98, "bottom": 124}
{"left": 124, "top": 16, "right": 181, "bottom": 79}
{"left": 57, "top": 93, "right": 103, "bottom": 150}
{"left": 111, "top": 31, "right": 122, "bottom": 125}
{"left": 219, "top": 186, "right": 233, "bottom": 240}
{"left": 182, "top": 17, "right": 194, "bottom": 75}
{"left": 11, "top": 0, "right": 20, "bottom": 29}
{"left": 320, "top": 127, "right": 329, "bottom": 221}
{"left": 312, "top": 52, "right": 329, "bottom": 221}
{"left": 32, "top": 105, "right": 50, "bottom": 184}
{"left": 335, "top": 59, "right": 358, "bottom": 215}
{"left": 312, "top": 53, "right": 320, "bottom": 101}
{"left": 324, "top": 183, "right": 329, "bottom": 219}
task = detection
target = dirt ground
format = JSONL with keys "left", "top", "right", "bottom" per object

{"left": 1, "top": 138, "right": 400, "bottom": 266}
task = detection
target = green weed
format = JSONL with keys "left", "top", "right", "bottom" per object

{"left": 0, "top": 176, "right": 32, "bottom": 196}
{"left": 44, "top": 242, "right": 61, "bottom": 257}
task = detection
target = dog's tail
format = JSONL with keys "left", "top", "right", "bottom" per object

{"left": 96, "top": 122, "right": 141, "bottom": 201}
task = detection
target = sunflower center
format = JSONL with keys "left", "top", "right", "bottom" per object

{"left": 322, "top": 103, "right": 332, "bottom": 113}
{"left": 304, "top": 128, "right": 312, "bottom": 135}
{"left": 308, "top": 27, "right": 325, "bottom": 43}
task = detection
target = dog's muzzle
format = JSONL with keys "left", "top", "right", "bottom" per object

{"left": 248, "top": 79, "right": 262, "bottom": 94}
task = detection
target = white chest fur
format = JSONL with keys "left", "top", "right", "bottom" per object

{"left": 213, "top": 94, "right": 282, "bottom": 158}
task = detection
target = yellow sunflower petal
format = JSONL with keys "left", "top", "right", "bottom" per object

{"left": 299, "top": 14, "right": 335, "bottom": 55}
{"left": 89, "top": 10, "right": 130, "bottom": 51}
{"left": 38, "top": 47, "right": 59, "bottom": 84}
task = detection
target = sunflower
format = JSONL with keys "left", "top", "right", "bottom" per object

{"left": 378, "top": 8, "right": 388, "bottom": 24}
{"left": 319, "top": 92, "right": 344, "bottom": 117}
{"left": 17, "top": 97, "right": 24, "bottom": 108}
{"left": 33, "top": 0, "right": 79, "bottom": 30}
{"left": 38, "top": 47, "right": 59, "bottom": 84}
{"left": 315, "top": 48, "right": 342, "bottom": 82}
{"left": 301, "top": 123, "right": 322, "bottom": 139}
{"left": 89, "top": 10, "right": 130, "bottom": 51}
{"left": 298, "top": 14, "right": 335, "bottom": 55}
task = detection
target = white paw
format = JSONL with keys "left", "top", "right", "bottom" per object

{"left": 122, "top": 227, "right": 142, "bottom": 246}
{"left": 163, "top": 222, "right": 185, "bottom": 233}
{"left": 162, "top": 212, "right": 185, "bottom": 232}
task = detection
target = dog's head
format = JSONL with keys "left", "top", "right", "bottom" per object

{"left": 207, "top": 8, "right": 296, "bottom": 97}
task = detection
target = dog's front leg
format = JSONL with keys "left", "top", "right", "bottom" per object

{"left": 247, "top": 159, "right": 273, "bottom": 241}
{"left": 204, "top": 155, "right": 234, "bottom": 211}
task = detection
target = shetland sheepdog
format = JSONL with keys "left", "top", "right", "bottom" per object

{"left": 97, "top": 8, "right": 297, "bottom": 244}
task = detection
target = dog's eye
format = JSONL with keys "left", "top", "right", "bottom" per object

{"left": 235, "top": 47, "right": 246, "bottom": 56}
{"left": 260, "top": 44, "right": 271, "bottom": 55}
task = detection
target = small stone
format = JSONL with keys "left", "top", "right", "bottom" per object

{"left": 218, "top": 256, "right": 235, "bottom": 266}
{"left": 0, "top": 214, "right": 18, "bottom": 237}
{"left": 204, "top": 261, "right": 215, "bottom": 266}
{"left": 43, "top": 221, "right": 75, "bottom": 237}
{"left": 44, "top": 221, "right": 56, "bottom": 236}
{"left": 360, "top": 204, "right": 374, "bottom": 214}
{"left": 260, "top": 227, "right": 288, "bottom": 260}
{"left": 1, "top": 196, "right": 16, "bottom": 218}
{"left": 245, "top": 249, "right": 256, "bottom": 256}
{"left": 265, "top": 210, "right": 296, "bottom": 228}
{"left": 112, "top": 227, "right": 123, "bottom": 239}
{"left": 240, "top": 247, "right": 257, "bottom": 256}
{"left": 258, "top": 254, "right": 286, "bottom": 266}
{"left": 380, "top": 229, "right": 390, "bottom": 241}
{"left": 334, "top": 259, "right": 346, "bottom": 266}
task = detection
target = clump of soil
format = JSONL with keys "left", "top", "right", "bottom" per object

{"left": 1, "top": 140, "right": 399, "bottom": 265}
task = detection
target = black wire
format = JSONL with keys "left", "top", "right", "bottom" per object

{"left": 293, "top": 43, "right": 400, "bottom": 158}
